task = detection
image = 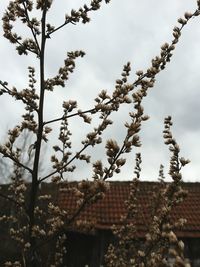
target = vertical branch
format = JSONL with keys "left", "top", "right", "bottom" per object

{"left": 28, "top": 2, "right": 48, "bottom": 266}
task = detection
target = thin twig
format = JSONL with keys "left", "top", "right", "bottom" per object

{"left": 22, "top": 0, "right": 41, "bottom": 55}
{"left": 0, "top": 82, "right": 38, "bottom": 112}
{"left": 0, "top": 191, "right": 27, "bottom": 210}
{"left": 2, "top": 154, "right": 33, "bottom": 174}
{"left": 39, "top": 143, "right": 90, "bottom": 182}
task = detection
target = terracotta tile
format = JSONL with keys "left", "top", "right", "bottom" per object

{"left": 58, "top": 181, "right": 200, "bottom": 237}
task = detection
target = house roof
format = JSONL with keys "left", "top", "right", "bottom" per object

{"left": 58, "top": 181, "right": 200, "bottom": 238}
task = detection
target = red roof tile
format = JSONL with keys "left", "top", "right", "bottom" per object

{"left": 58, "top": 181, "right": 200, "bottom": 237}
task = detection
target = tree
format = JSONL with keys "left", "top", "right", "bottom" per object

{"left": 0, "top": 0, "right": 199, "bottom": 266}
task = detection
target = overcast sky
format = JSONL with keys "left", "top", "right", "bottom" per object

{"left": 0, "top": 0, "right": 200, "bottom": 182}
